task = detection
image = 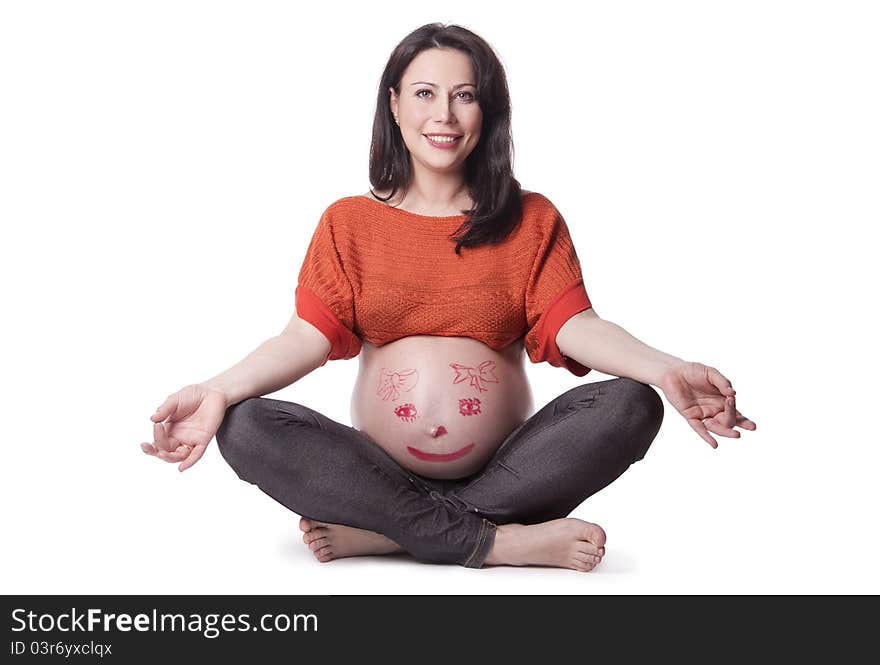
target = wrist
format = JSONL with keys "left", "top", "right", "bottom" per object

{"left": 651, "top": 357, "right": 687, "bottom": 387}
{"left": 200, "top": 379, "right": 233, "bottom": 408}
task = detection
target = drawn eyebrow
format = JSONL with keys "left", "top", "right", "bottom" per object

{"left": 409, "top": 81, "right": 476, "bottom": 89}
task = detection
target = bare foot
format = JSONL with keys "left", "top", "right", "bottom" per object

{"left": 484, "top": 518, "right": 607, "bottom": 572}
{"left": 298, "top": 517, "right": 404, "bottom": 563}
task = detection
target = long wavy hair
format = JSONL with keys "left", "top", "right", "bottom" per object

{"left": 368, "top": 23, "right": 523, "bottom": 256}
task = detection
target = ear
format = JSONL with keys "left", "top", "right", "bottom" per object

{"left": 388, "top": 87, "right": 398, "bottom": 118}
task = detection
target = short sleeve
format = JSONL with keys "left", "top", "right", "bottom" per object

{"left": 295, "top": 206, "right": 362, "bottom": 364}
{"left": 523, "top": 200, "right": 593, "bottom": 376}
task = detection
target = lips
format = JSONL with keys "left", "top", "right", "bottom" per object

{"left": 406, "top": 443, "right": 475, "bottom": 462}
{"left": 423, "top": 134, "right": 462, "bottom": 149}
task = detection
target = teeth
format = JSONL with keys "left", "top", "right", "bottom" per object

{"left": 426, "top": 135, "right": 458, "bottom": 143}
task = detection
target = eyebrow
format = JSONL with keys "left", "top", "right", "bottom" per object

{"left": 409, "top": 81, "right": 476, "bottom": 89}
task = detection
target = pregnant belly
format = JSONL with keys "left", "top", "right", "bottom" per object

{"left": 350, "top": 335, "right": 536, "bottom": 479}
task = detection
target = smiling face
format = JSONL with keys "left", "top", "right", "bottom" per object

{"left": 389, "top": 47, "right": 483, "bottom": 176}
{"left": 394, "top": 398, "right": 481, "bottom": 470}
{"left": 401, "top": 397, "right": 484, "bottom": 464}
{"left": 351, "top": 339, "right": 537, "bottom": 482}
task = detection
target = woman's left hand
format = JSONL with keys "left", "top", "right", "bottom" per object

{"left": 657, "top": 361, "right": 757, "bottom": 448}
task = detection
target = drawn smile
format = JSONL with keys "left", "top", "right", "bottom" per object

{"left": 406, "top": 443, "right": 475, "bottom": 462}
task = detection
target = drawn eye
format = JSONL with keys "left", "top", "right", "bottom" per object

{"left": 459, "top": 398, "right": 482, "bottom": 416}
{"left": 394, "top": 403, "right": 418, "bottom": 422}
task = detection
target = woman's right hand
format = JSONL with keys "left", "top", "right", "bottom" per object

{"left": 141, "top": 384, "right": 228, "bottom": 472}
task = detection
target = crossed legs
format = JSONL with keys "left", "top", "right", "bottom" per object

{"left": 216, "top": 377, "right": 664, "bottom": 570}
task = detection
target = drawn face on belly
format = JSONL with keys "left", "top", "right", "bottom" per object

{"left": 373, "top": 360, "right": 506, "bottom": 479}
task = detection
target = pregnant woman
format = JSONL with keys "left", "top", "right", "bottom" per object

{"left": 141, "top": 23, "right": 756, "bottom": 571}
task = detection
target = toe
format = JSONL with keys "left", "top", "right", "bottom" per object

{"left": 299, "top": 517, "right": 314, "bottom": 533}
{"left": 315, "top": 545, "right": 334, "bottom": 561}
{"left": 582, "top": 522, "right": 606, "bottom": 549}
{"left": 574, "top": 552, "right": 601, "bottom": 567}
{"left": 309, "top": 537, "right": 329, "bottom": 552}
{"left": 571, "top": 558, "right": 596, "bottom": 572}
{"left": 303, "top": 530, "right": 323, "bottom": 546}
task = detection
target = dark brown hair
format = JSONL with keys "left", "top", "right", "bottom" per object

{"left": 368, "top": 23, "right": 523, "bottom": 255}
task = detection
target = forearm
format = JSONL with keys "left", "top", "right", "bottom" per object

{"left": 202, "top": 333, "right": 326, "bottom": 407}
{"left": 557, "top": 315, "right": 684, "bottom": 387}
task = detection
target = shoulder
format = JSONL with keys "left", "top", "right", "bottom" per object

{"left": 520, "top": 189, "right": 554, "bottom": 209}
{"left": 323, "top": 190, "right": 402, "bottom": 216}
{"left": 331, "top": 193, "right": 373, "bottom": 208}
{"left": 519, "top": 190, "right": 562, "bottom": 227}
{"left": 317, "top": 193, "right": 374, "bottom": 223}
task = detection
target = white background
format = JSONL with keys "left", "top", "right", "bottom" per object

{"left": 2, "top": 0, "right": 877, "bottom": 594}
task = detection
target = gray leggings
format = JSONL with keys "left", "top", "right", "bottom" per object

{"left": 215, "top": 377, "right": 664, "bottom": 568}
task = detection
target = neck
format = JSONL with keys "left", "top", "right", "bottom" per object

{"left": 404, "top": 166, "right": 470, "bottom": 211}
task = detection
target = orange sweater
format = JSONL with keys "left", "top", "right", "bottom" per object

{"left": 295, "top": 192, "right": 594, "bottom": 376}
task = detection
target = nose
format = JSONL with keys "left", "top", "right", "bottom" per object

{"left": 430, "top": 425, "right": 447, "bottom": 438}
{"left": 434, "top": 98, "right": 455, "bottom": 123}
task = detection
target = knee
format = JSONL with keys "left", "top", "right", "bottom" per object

{"left": 215, "top": 398, "right": 318, "bottom": 472}
{"left": 215, "top": 397, "right": 272, "bottom": 469}
{"left": 614, "top": 378, "right": 664, "bottom": 459}
{"left": 619, "top": 378, "right": 664, "bottom": 428}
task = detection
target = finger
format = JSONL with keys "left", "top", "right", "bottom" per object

{"left": 157, "top": 446, "right": 190, "bottom": 463}
{"left": 179, "top": 444, "right": 207, "bottom": 472}
{"left": 722, "top": 396, "right": 737, "bottom": 428}
{"left": 176, "top": 444, "right": 200, "bottom": 472}
{"left": 703, "top": 416, "right": 741, "bottom": 439}
{"left": 687, "top": 418, "right": 718, "bottom": 449}
{"left": 707, "top": 367, "right": 736, "bottom": 396}
{"left": 151, "top": 396, "right": 173, "bottom": 423}
{"left": 153, "top": 421, "right": 175, "bottom": 452}
{"left": 144, "top": 438, "right": 194, "bottom": 463}
{"left": 172, "top": 445, "right": 194, "bottom": 462}
{"left": 735, "top": 411, "right": 757, "bottom": 430}
{"left": 699, "top": 396, "right": 736, "bottom": 426}
{"left": 691, "top": 402, "right": 724, "bottom": 420}
{"left": 172, "top": 442, "right": 193, "bottom": 456}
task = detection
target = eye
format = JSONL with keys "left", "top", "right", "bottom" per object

{"left": 414, "top": 89, "right": 476, "bottom": 101}
{"left": 394, "top": 403, "right": 418, "bottom": 422}
{"left": 459, "top": 398, "right": 482, "bottom": 416}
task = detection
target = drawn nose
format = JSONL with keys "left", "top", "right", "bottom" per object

{"left": 430, "top": 425, "right": 448, "bottom": 438}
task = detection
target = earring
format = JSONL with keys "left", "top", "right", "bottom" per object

{"left": 394, "top": 115, "right": 400, "bottom": 126}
